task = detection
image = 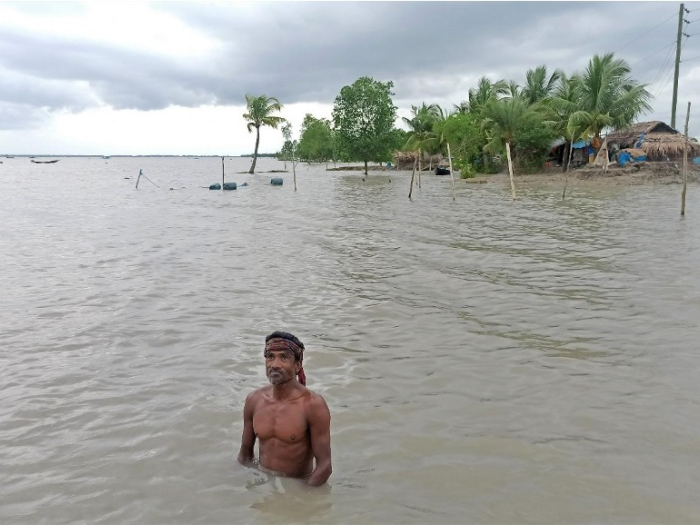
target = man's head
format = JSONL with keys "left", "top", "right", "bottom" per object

{"left": 264, "top": 331, "right": 306, "bottom": 386}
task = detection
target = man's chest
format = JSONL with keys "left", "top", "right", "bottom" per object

{"left": 253, "top": 402, "right": 308, "bottom": 443}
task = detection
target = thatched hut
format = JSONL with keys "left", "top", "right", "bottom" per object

{"left": 604, "top": 121, "right": 700, "bottom": 161}
{"left": 393, "top": 150, "right": 443, "bottom": 170}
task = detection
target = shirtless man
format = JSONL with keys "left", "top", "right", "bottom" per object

{"left": 237, "top": 331, "right": 332, "bottom": 486}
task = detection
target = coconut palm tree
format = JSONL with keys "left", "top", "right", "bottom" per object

{"left": 545, "top": 73, "right": 586, "bottom": 171}
{"left": 467, "top": 77, "right": 509, "bottom": 119}
{"left": 522, "top": 65, "right": 563, "bottom": 106}
{"left": 243, "top": 94, "right": 286, "bottom": 174}
{"left": 501, "top": 80, "right": 523, "bottom": 101}
{"left": 481, "top": 96, "right": 534, "bottom": 155}
{"left": 568, "top": 53, "right": 652, "bottom": 143}
{"left": 453, "top": 101, "right": 470, "bottom": 115}
{"left": 402, "top": 102, "right": 441, "bottom": 167}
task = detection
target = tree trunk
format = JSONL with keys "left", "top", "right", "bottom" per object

{"left": 418, "top": 149, "right": 421, "bottom": 188}
{"left": 248, "top": 126, "right": 260, "bottom": 174}
{"left": 408, "top": 157, "right": 417, "bottom": 199}
{"left": 364, "top": 159, "right": 368, "bottom": 176}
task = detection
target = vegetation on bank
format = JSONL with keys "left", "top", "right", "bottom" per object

{"left": 245, "top": 52, "right": 652, "bottom": 177}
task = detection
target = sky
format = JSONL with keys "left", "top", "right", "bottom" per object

{"left": 1, "top": 0, "right": 700, "bottom": 156}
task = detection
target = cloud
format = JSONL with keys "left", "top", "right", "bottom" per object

{"left": 1, "top": 1, "right": 699, "bottom": 152}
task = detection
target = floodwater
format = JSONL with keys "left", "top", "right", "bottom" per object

{"left": 1, "top": 156, "right": 700, "bottom": 524}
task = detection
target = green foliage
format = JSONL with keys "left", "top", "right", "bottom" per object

{"left": 482, "top": 96, "right": 534, "bottom": 154}
{"left": 296, "top": 114, "right": 334, "bottom": 162}
{"left": 435, "top": 113, "right": 481, "bottom": 164}
{"left": 522, "top": 65, "right": 562, "bottom": 105}
{"left": 567, "top": 53, "right": 652, "bottom": 140}
{"left": 278, "top": 140, "right": 295, "bottom": 161}
{"left": 513, "top": 114, "right": 557, "bottom": 173}
{"left": 458, "top": 162, "right": 476, "bottom": 179}
{"left": 332, "top": 77, "right": 398, "bottom": 172}
{"left": 403, "top": 102, "right": 441, "bottom": 152}
{"left": 386, "top": 128, "right": 409, "bottom": 160}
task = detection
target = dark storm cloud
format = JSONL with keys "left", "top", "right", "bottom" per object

{"left": 159, "top": 1, "right": 700, "bottom": 105}
{"left": 1, "top": 2, "right": 700, "bottom": 129}
{"left": 0, "top": 27, "right": 219, "bottom": 111}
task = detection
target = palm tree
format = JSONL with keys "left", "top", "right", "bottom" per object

{"left": 481, "top": 95, "right": 540, "bottom": 198}
{"left": 502, "top": 80, "right": 523, "bottom": 101}
{"left": 522, "top": 65, "right": 563, "bottom": 106}
{"left": 568, "top": 53, "right": 652, "bottom": 143}
{"left": 481, "top": 96, "right": 534, "bottom": 155}
{"left": 243, "top": 94, "right": 286, "bottom": 174}
{"left": 467, "top": 77, "right": 509, "bottom": 120}
{"left": 453, "top": 101, "right": 470, "bottom": 115}
{"left": 402, "top": 102, "right": 441, "bottom": 167}
{"left": 546, "top": 73, "right": 585, "bottom": 171}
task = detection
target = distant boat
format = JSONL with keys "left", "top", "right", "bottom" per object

{"left": 102, "top": 155, "right": 110, "bottom": 159}
{"left": 31, "top": 159, "right": 60, "bottom": 164}
{"left": 435, "top": 167, "right": 451, "bottom": 175}
{"left": 5, "top": 155, "right": 13, "bottom": 158}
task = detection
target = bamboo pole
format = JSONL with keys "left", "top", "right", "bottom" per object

{"left": 292, "top": 144, "right": 297, "bottom": 192}
{"left": 418, "top": 149, "right": 422, "bottom": 188}
{"left": 563, "top": 138, "right": 575, "bottom": 200}
{"left": 505, "top": 142, "right": 516, "bottom": 200}
{"left": 408, "top": 157, "right": 417, "bottom": 199}
{"left": 447, "top": 143, "right": 456, "bottom": 201}
{"left": 682, "top": 101, "right": 691, "bottom": 216}
{"left": 136, "top": 168, "right": 142, "bottom": 189}
{"left": 221, "top": 156, "right": 225, "bottom": 190}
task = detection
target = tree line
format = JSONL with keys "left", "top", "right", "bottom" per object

{"left": 242, "top": 52, "right": 652, "bottom": 176}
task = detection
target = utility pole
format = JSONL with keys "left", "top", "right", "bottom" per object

{"left": 672, "top": 3, "right": 690, "bottom": 129}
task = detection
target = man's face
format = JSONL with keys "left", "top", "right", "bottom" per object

{"left": 265, "top": 348, "right": 299, "bottom": 385}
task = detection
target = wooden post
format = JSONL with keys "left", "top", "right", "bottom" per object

{"left": 221, "top": 156, "right": 225, "bottom": 190}
{"left": 136, "top": 168, "right": 142, "bottom": 189}
{"left": 447, "top": 143, "right": 456, "bottom": 201}
{"left": 418, "top": 149, "right": 422, "bottom": 188}
{"left": 408, "top": 157, "right": 417, "bottom": 199}
{"left": 505, "top": 142, "right": 516, "bottom": 200}
{"left": 563, "top": 138, "right": 575, "bottom": 200}
{"left": 682, "top": 101, "right": 691, "bottom": 216}
{"left": 292, "top": 144, "right": 298, "bottom": 192}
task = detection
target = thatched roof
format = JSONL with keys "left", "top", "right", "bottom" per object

{"left": 393, "top": 150, "right": 442, "bottom": 162}
{"left": 605, "top": 121, "right": 678, "bottom": 143}
{"left": 604, "top": 121, "right": 700, "bottom": 159}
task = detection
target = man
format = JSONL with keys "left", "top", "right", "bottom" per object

{"left": 237, "top": 331, "right": 332, "bottom": 486}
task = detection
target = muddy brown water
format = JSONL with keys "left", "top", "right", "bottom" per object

{"left": 2, "top": 156, "right": 700, "bottom": 524}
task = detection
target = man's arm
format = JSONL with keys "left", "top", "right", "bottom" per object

{"left": 237, "top": 392, "right": 256, "bottom": 466}
{"left": 306, "top": 394, "right": 332, "bottom": 486}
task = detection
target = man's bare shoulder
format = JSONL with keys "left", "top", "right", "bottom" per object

{"left": 303, "top": 390, "right": 330, "bottom": 416}
{"left": 245, "top": 386, "right": 272, "bottom": 404}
